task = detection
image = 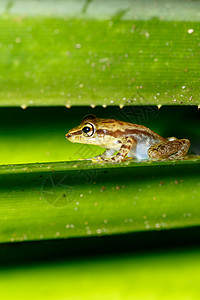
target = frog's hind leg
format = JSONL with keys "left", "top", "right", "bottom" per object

{"left": 148, "top": 139, "right": 190, "bottom": 161}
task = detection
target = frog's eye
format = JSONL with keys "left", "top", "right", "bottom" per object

{"left": 82, "top": 123, "right": 94, "bottom": 137}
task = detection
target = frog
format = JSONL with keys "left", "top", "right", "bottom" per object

{"left": 65, "top": 115, "right": 190, "bottom": 163}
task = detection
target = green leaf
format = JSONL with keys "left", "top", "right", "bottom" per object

{"left": 0, "top": 0, "right": 200, "bottom": 106}
{"left": 0, "top": 159, "right": 199, "bottom": 243}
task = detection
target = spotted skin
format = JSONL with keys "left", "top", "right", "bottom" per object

{"left": 148, "top": 139, "right": 190, "bottom": 161}
{"left": 107, "top": 137, "right": 136, "bottom": 163}
{"left": 66, "top": 115, "right": 190, "bottom": 163}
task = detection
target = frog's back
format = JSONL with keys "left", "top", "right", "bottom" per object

{"left": 96, "top": 118, "right": 165, "bottom": 141}
{"left": 95, "top": 118, "right": 166, "bottom": 160}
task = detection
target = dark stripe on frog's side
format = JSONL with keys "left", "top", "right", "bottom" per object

{"left": 125, "top": 129, "right": 165, "bottom": 140}
{"left": 96, "top": 128, "right": 165, "bottom": 140}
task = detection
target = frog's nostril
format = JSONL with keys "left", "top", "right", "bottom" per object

{"left": 66, "top": 133, "right": 71, "bottom": 139}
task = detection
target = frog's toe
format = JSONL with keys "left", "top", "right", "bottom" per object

{"left": 92, "top": 155, "right": 102, "bottom": 160}
{"left": 103, "top": 156, "right": 123, "bottom": 163}
{"left": 124, "top": 156, "right": 133, "bottom": 161}
{"left": 91, "top": 156, "right": 103, "bottom": 163}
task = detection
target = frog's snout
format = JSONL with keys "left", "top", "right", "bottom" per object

{"left": 66, "top": 133, "right": 72, "bottom": 139}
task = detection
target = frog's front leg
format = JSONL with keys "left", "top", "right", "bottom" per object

{"left": 148, "top": 139, "right": 190, "bottom": 161}
{"left": 105, "top": 137, "right": 136, "bottom": 163}
{"left": 92, "top": 149, "right": 116, "bottom": 161}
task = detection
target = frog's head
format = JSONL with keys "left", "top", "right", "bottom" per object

{"left": 66, "top": 115, "right": 100, "bottom": 145}
{"left": 65, "top": 114, "right": 118, "bottom": 147}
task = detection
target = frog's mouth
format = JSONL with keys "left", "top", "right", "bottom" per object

{"left": 65, "top": 132, "right": 76, "bottom": 142}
